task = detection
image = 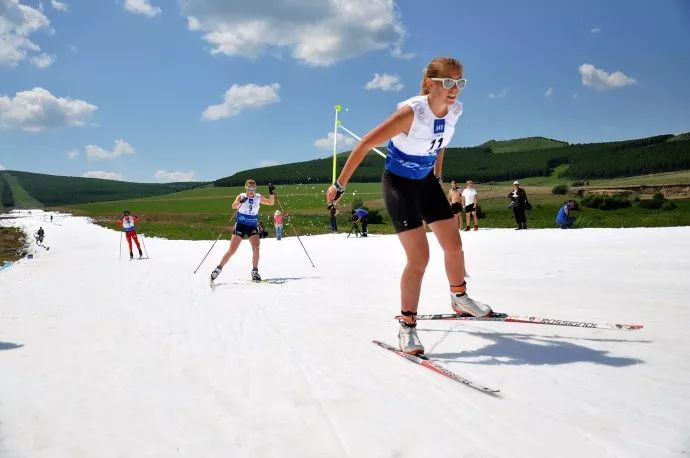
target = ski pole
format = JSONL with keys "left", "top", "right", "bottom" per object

{"left": 140, "top": 234, "right": 150, "bottom": 259}
{"left": 193, "top": 231, "right": 224, "bottom": 274}
{"left": 119, "top": 231, "right": 123, "bottom": 261}
{"left": 273, "top": 191, "right": 316, "bottom": 268}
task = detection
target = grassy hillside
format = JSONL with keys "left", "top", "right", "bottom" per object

{"left": 214, "top": 134, "right": 690, "bottom": 186}
{"left": 480, "top": 137, "right": 568, "bottom": 153}
{"left": 5, "top": 170, "right": 207, "bottom": 207}
{"left": 3, "top": 173, "right": 43, "bottom": 208}
{"left": 669, "top": 132, "right": 690, "bottom": 142}
{"left": 57, "top": 170, "right": 690, "bottom": 241}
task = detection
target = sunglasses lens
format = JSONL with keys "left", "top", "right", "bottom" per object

{"left": 441, "top": 78, "right": 467, "bottom": 90}
{"left": 247, "top": 187, "right": 256, "bottom": 192}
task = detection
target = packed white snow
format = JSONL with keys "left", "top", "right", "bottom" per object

{"left": 1, "top": 210, "right": 689, "bottom": 457}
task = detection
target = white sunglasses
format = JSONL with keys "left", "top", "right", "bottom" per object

{"left": 430, "top": 77, "right": 467, "bottom": 90}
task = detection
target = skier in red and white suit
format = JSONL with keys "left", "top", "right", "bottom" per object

{"left": 119, "top": 210, "right": 143, "bottom": 260}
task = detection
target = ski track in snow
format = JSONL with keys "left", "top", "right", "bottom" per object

{"left": 1, "top": 209, "right": 690, "bottom": 457}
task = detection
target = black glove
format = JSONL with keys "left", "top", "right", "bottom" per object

{"left": 268, "top": 182, "right": 276, "bottom": 195}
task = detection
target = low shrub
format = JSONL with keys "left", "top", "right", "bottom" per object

{"left": 552, "top": 184, "right": 569, "bottom": 195}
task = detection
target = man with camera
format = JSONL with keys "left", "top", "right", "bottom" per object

{"left": 352, "top": 207, "right": 369, "bottom": 237}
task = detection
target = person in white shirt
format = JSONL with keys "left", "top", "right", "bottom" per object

{"left": 461, "top": 180, "right": 479, "bottom": 231}
{"left": 325, "top": 56, "right": 492, "bottom": 356}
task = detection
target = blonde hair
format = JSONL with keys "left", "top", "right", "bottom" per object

{"left": 420, "top": 57, "right": 463, "bottom": 95}
{"left": 274, "top": 210, "right": 281, "bottom": 216}
{"left": 245, "top": 178, "right": 256, "bottom": 188}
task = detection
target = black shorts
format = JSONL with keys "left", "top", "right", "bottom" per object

{"left": 450, "top": 202, "right": 462, "bottom": 214}
{"left": 382, "top": 170, "right": 454, "bottom": 233}
{"left": 234, "top": 223, "right": 259, "bottom": 239}
{"left": 465, "top": 204, "right": 476, "bottom": 213}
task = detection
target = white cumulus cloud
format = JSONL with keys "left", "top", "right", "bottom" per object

{"left": 66, "top": 148, "right": 78, "bottom": 159}
{"left": 488, "top": 87, "right": 508, "bottom": 99}
{"left": 180, "top": 0, "right": 408, "bottom": 67}
{"left": 85, "top": 139, "right": 134, "bottom": 160}
{"left": 0, "top": 163, "right": 6, "bottom": 170}
{"left": 0, "top": 87, "right": 97, "bottom": 132}
{"left": 124, "top": 0, "right": 161, "bottom": 17}
{"left": 29, "top": 52, "right": 54, "bottom": 68}
{"left": 154, "top": 170, "right": 197, "bottom": 182}
{"left": 257, "top": 160, "right": 280, "bottom": 168}
{"left": 545, "top": 87, "right": 554, "bottom": 97}
{"left": 579, "top": 63, "right": 636, "bottom": 90}
{"left": 365, "top": 73, "right": 403, "bottom": 92}
{"left": 83, "top": 171, "right": 123, "bottom": 181}
{"left": 50, "top": 0, "right": 67, "bottom": 11}
{"left": 202, "top": 83, "right": 279, "bottom": 120}
{"left": 0, "top": 0, "right": 52, "bottom": 67}
{"left": 590, "top": 27, "right": 601, "bottom": 34}
{"left": 314, "top": 131, "right": 356, "bottom": 151}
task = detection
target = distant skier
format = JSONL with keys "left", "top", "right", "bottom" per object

{"left": 50, "top": 215, "right": 53, "bottom": 223}
{"left": 211, "top": 179, "right": 275, "bottom": 282}
{"left": 119, "top": 210, "right": 143, "bottom": 260}
{"left": 556, "top": 200, "right": 577, "bottom": 229}
{"left": 36, "top": 227, "right": 45, "bottom": 244}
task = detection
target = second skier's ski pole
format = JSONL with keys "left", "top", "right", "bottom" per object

{"left": 273, "top": 189, "right": 315, "bottom": 268}
{"left": 140, "top": 234, "right": 150, "bottom": 259}
{"left": 193, "top": 231, "right": 224, "bottom": 274}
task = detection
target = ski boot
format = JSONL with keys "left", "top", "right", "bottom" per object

{"left": 210, "top": 265, "right": 222, "bottom": 281}
{"left": 129, "top": 251, "right": 134, "bottom": 260}
{"left": 451, "top": 283, "right": 492, "bottom": 317}
{"left": 138, "top": 249, "right": 143, "bottom": 259}
{"left": 398, "top": 311, "right": 424, "bottom": 355}
{"left": 251, "top": 267, "right": 262, "bottom": 282}
{"left": 474, "top": 224, "right": 479, "bottom": 231}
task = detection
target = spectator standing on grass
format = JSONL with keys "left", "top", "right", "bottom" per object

{"left": 508, "top": 181, "right": 530, "bottom": 230}
{"left": 274, "top": 210, "right": 284, "bottom": 240}
{"left": 448, "top": 180, "right": 463, "bottom": 228}
{"left": 461, "top": 180, "right": 479, "bottom": 231}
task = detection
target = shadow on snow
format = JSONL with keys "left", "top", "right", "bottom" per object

{"left": 421, "top": 329, "right": 645, "bottom": 367}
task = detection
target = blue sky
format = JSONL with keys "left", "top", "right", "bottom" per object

{"left": 1, "top": 0, "right": 689, "bottom": 182}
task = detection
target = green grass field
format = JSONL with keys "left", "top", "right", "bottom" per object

{"left": 55, "top": 170, "right": 690, "bottom": 240}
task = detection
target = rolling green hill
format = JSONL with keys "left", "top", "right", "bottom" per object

{"left": 215, "top": 133, "right": 690, "bottom": 186}
{"left": 480, "top": 136, "right": 568, "bottom": 153}
{"left": 0, "top": 170, "right": 207, "bottom": 209}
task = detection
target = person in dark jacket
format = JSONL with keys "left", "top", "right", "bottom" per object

{"left": 508, "top": 181, "right": 529, "bottom": 230}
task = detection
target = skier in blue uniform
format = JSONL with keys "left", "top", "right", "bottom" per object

{"left": 326, "top": 56, "right": 492, "bottom": 355}
{"left": 211, "top": 179, "right": 275, "bottom": 282}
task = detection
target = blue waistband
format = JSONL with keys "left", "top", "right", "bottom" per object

{"left": 236, "top": 213, "right": 258, "bottom": 226}
{"left": 385, "top": 141, "right": 437, "bottom": 180}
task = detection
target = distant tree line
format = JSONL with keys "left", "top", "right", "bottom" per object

{"left": 9, "top": 171, "right": 206, "bottom": 206}
{"left": 214, "top": 134, "right": 689, "bottom": 186}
